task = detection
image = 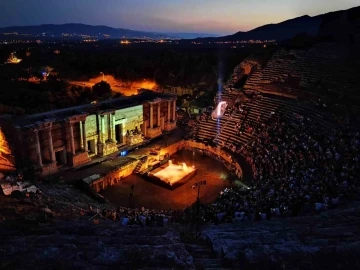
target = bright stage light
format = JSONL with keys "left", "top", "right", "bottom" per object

{"left": 153, "top": 161, "right": 196, "bottom": 186}
{"left": 211, "top": 101, "right": 228, "bottom": 119}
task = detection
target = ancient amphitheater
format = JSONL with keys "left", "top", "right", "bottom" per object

{"left": 1, "top": 41, "right": 360, "bottom": 269}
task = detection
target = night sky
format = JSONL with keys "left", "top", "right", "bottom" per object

{"left": 0, "top": 0, "right": 358, "bottom": 34}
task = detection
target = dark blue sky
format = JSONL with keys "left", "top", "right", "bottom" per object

{"left": 0, "top": 0, "right": 358, "bottom": 34}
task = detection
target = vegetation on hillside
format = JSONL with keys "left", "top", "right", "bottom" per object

{"left": 0, "top": 44, "right": 251, "bottom": 114}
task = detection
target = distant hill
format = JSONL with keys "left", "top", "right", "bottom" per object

{"left": 165, "top": 33, "right": 219, "bottom": 39}
{"left": 0, "top": 23, "right": 216, "bottom": 40}
{"left": 193, "top": 6, "right": 360, "bottom": 42}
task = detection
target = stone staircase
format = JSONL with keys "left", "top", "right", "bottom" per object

{"left": 133, "top": 156, "right": 148, "bottom": 174}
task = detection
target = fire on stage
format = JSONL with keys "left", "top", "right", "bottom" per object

{"left": 145, "top": 160, "right": 197, "bottom": 190}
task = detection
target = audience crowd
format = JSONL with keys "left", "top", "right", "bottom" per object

{"left": 204, "top": 113, "right": 359, "bottom": 224}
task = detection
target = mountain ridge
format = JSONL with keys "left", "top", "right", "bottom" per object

{"left": 0, "top": 23, "right": 218, "bottom": 40}
{"left": 194, "top": 6, "right": 360, "bottom": 42}
{"left": 0, "top": 5, "right": 359, "bottom": 42}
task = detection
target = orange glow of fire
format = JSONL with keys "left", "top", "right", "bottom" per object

{"left": 135, "top": 80, "right": 157, "bottom": 90}
{"left": 69, "top": 75, "right": 157, "bottom": 96}
{"left": 0, "top": 128, "right": 10, "bottom": 155}
{"left": 0, "top": 127, "right": 15, "bottom": 171}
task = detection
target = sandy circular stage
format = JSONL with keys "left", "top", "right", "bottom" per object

{"left": 100, "top": 150, "right": 232, "bottom": 210}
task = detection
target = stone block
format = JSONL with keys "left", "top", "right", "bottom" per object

{"left": 103, "top": 141, "right": 118, "bottom": 156}
{"left": 69, "top": 151, "right": 90, "bottom": 167}
{"left": 164, "top": 121, "right": 177, "bottom": 132}
{"left": 125, "top": 134, "right": 143, "bottom": 146}
{"left": 41, "top": 162, "right": 58, "bottom": 176}
{"left": 147, "top": 127, "right": 162, "bottom": 139}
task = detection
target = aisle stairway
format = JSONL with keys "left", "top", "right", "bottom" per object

{"left": 133, "top": 155, "right": 148, "bottom": 174}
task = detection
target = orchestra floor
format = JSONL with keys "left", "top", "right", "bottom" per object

{"left": 101, "top": 150, "right": 232, "bottom": 210}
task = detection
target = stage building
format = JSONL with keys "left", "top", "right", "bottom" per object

{"left": 0, "top": 91, "right": 177, "bottom": 176}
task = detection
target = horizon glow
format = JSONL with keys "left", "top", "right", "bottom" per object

{"left": 0, "top": 0, "right": 358, "bottom": 35}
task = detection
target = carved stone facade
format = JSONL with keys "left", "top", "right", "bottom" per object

{"left": 0, "top": 91, "right": 177, "bottom": 176}
{"left": 142, "top": 98, "right": 177, "bottom": 139}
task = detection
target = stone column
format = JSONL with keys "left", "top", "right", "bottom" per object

{"left": 82, "top": 121, "right": 87, "bottom": 152}
{"left": 143, "top": 122, "right": 147, "bottom": 137}
{"left": 111, "top": 113, "right": 115, "bottom": 142}
{"left": 157, "top": 103, "right": 161, "bottom": 127}
{"left": 80, "top": 122, "right": 84, "bottom": 149}
{"left": 98, "top": 115, "right": 104, "bottom": 143}
{"left": 108, "top": 114, "right": 112, "bottom": 141}
{"left": 68, "top": 123, "right": 75, "bottom": 155}
{"left": 101, "top": 116, "right": 105, "bottom": 142}
{"left": 48, "top": 128, "right": 55, "bottom": 162}
{"left": 172, "top": 100, "right": 176, "bottom": 121}
{"left": 149, "top": 103, "right": 154, "bottom": 128}
{"left": 98, "top": 116, "right": 102, "bottom": 143}
{"left": 34, "top": 130, "right": 43, "bottom": 167}
{"left": 167, "top": 100, "right": 171, "bottom": 122}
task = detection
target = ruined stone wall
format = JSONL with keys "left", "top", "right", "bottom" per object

{"left": 114, "top": 105, "right": 143, "bottom": 135}
{"left": 52, "top": 123, "right": 66, "bottom": 150}
{"left": 39, "top": 129, "right": 51, "bottom": 162}
{"left": 160, "top": 100, "right": 167, "bottom": 119}
{"left": 153, "top": 104, "right": 160, "bottom": 127}
{"left": 23, "top": 129, "right": 38, "bottom": 165}
{"left": 159, "top": 140, "right": 185, "bottom": 157}
{"left": 90, "top": 160, "right": 139, "bottom": 192}
{"left": 142, "top": 103, "right": 150, "bottom": 129}
{"left": 161, "top": 86, "right": 194, "bottom": 96}
{"left": 73, "top": 123, "right": 81, "bottom": 152}
{"left": 142, "top": 101, "right": 170, "bottom": 130}
{"left": 103, "top": 114, "right": 109, "bottom": 141}
{"left": 85, "top": 114, "right": 98, "bottom": 138}
{"left": 182, "top": 140, "right": 243, "bottom": 178}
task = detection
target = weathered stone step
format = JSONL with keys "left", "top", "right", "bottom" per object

{"left": 204, "top": 268, "right": 235, "bottom": 270}
{"left": 192, "top": 247, "right": 213, "bottom": 254}
{"left": 194, "top": 258, "right": 223, "bottom": 268}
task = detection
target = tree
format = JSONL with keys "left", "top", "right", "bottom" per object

{"left": 92, "top": 81, "right": 112, "bottom": 99}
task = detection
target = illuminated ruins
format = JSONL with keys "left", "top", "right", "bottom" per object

{"left": 0, "top": 127, "right": 15, "bottom": 170}
{"left": 0, "top": 91, "right": 177, "bottom": 176}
